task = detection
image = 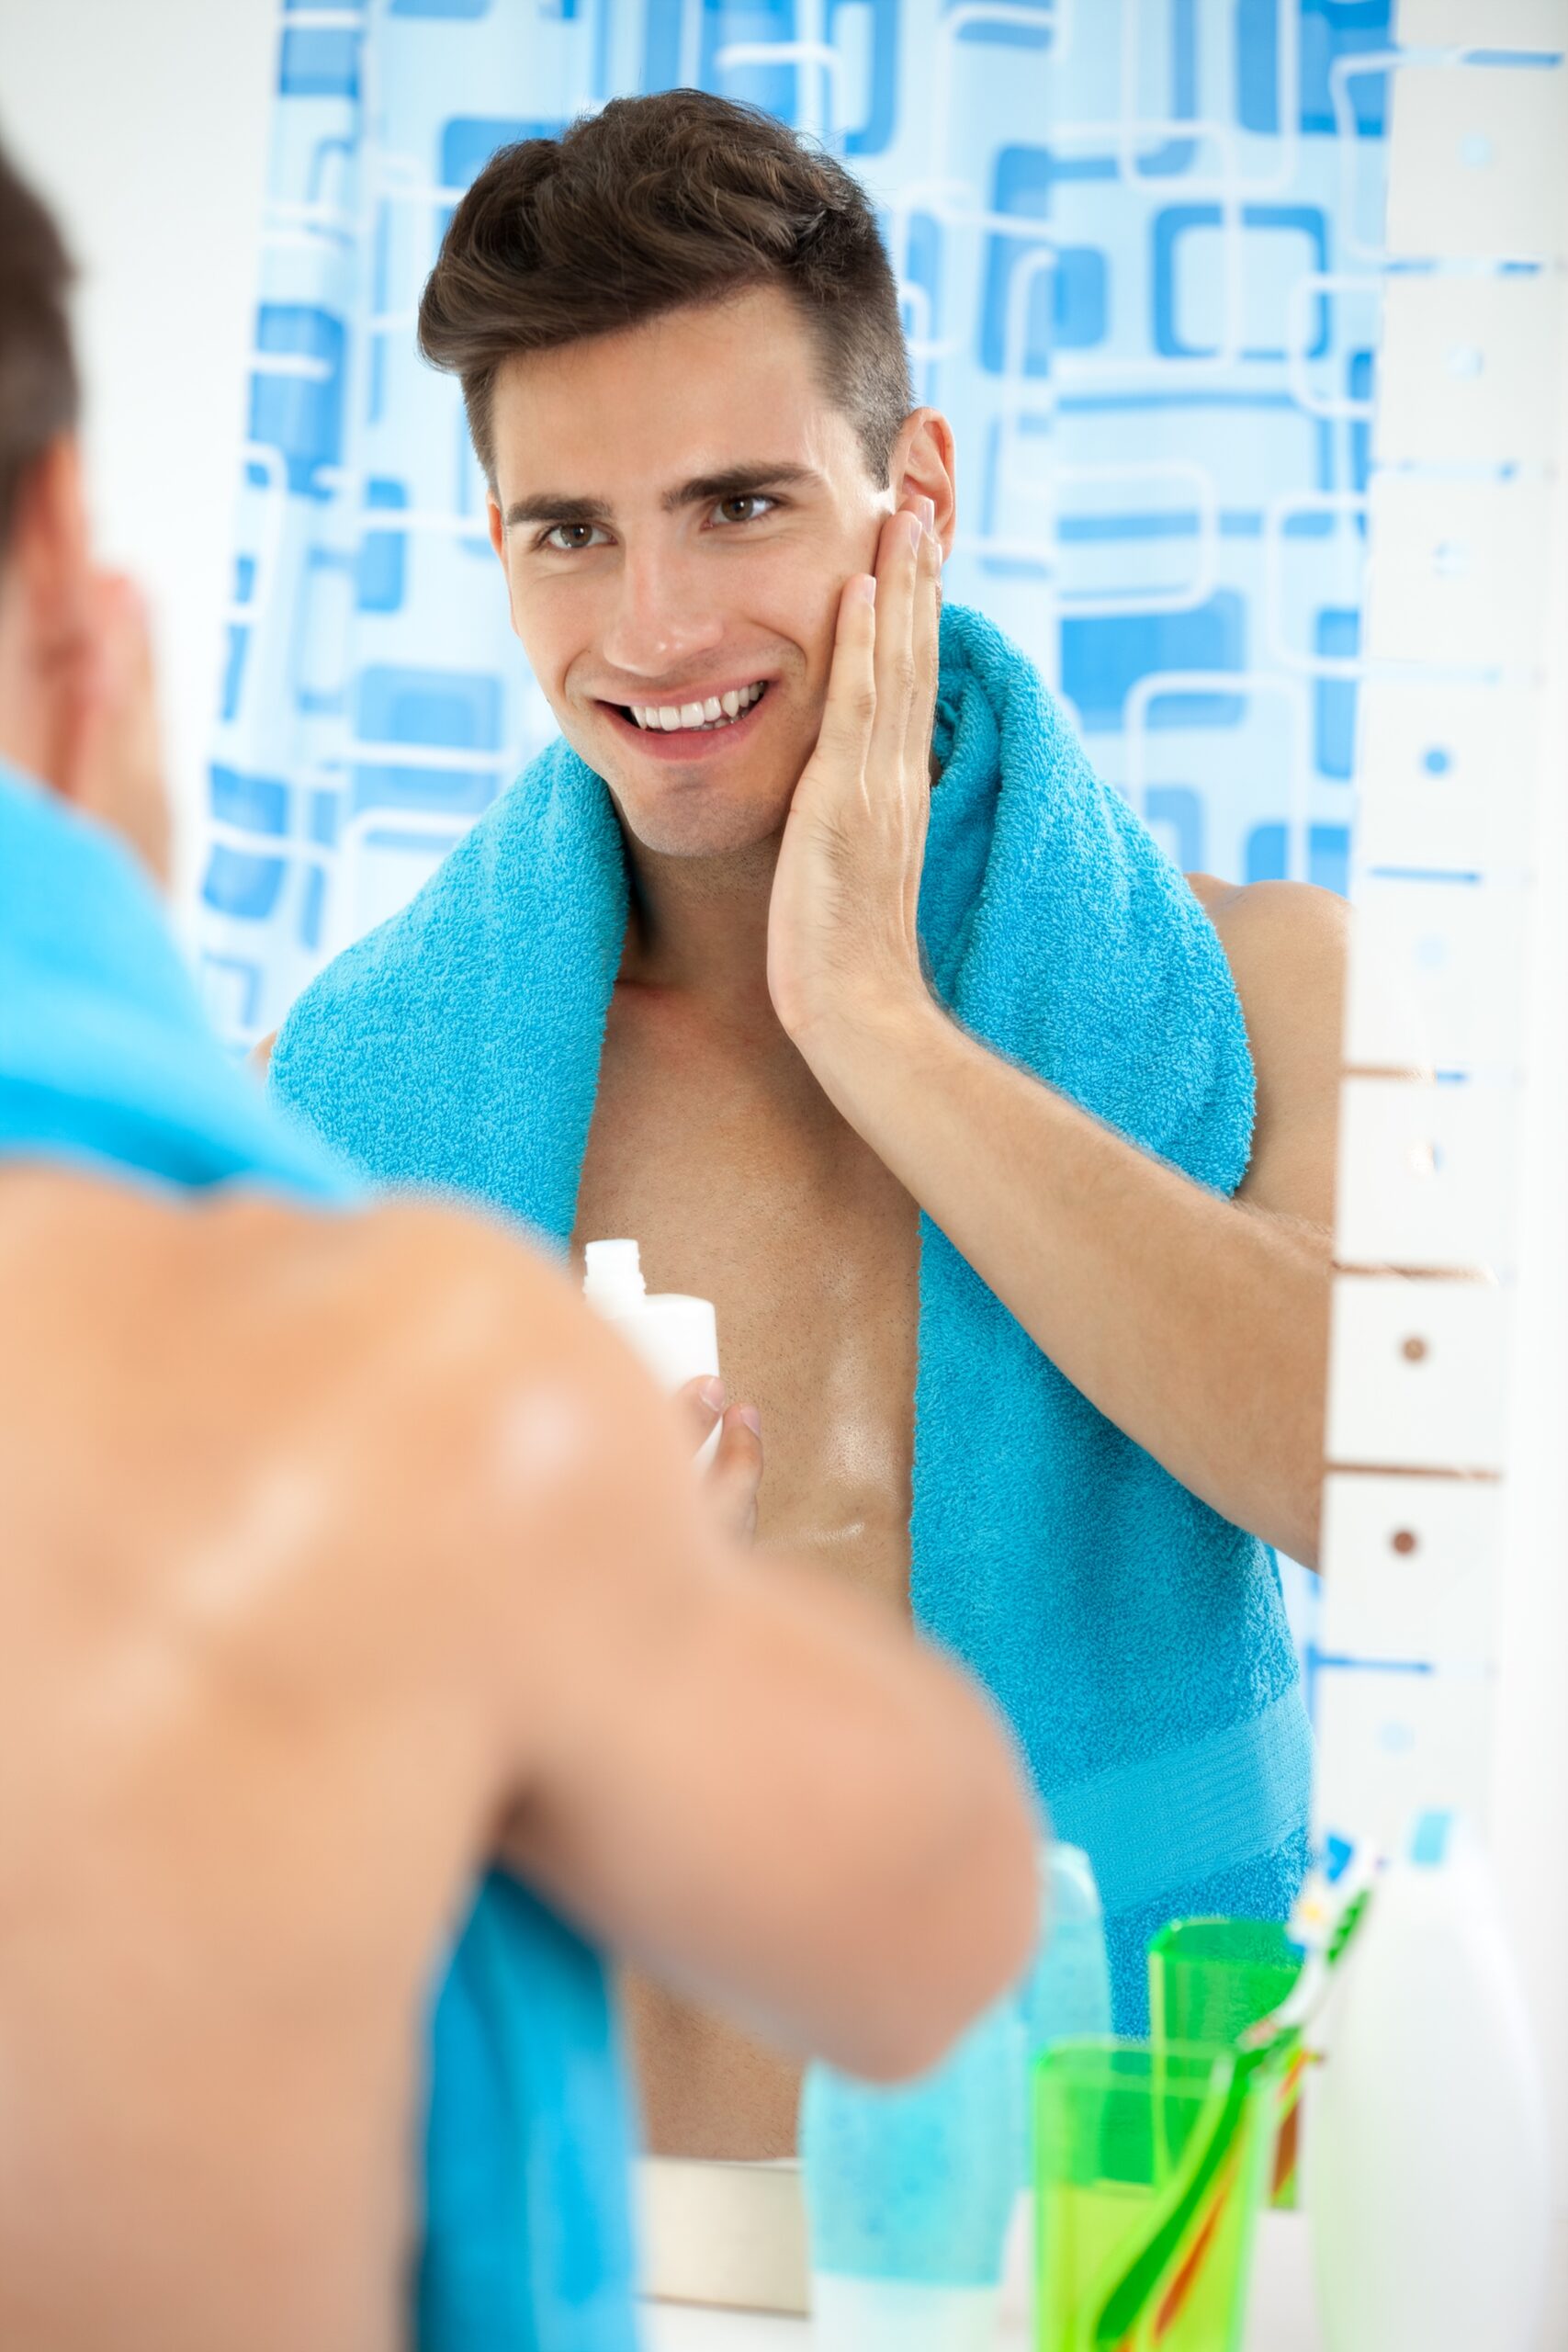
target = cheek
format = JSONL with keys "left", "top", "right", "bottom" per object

{"left": 741, "top": 545, "right": 846, "bottom": 684}
{"left": 508, "top": 574, "right": 585, "bottom": 689}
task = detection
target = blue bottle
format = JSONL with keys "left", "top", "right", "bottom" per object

{"left": 801, "top": 1843, "right": 1110, "bottom": 2348}
{"left": 802, "top": 1987, "right": 1022, "bottom": 2351}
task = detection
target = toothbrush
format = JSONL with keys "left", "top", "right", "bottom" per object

{"left": 1084, "top": 1857, "right": 1378, "bottom": 2348}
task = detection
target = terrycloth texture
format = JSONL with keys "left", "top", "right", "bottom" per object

{"left": 0, "top": 764, "right": 639, "bottom": 2352}
{"left": 272, "top": 601, "right": 1314, "bottom": 2028}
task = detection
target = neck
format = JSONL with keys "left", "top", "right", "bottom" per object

{"left": 617, "top": 827, "right": 782, "bottom": 1018}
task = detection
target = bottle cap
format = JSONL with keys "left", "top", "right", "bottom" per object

{"left": 583, "top": 1238, "right": 647, "bottom": 1315}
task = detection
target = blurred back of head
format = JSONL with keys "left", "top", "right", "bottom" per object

{"left": 0, "top": 141, "right": 78, "bottom": 560}
{"left": 0, "top": 139, "right": 168, "bottom": 885}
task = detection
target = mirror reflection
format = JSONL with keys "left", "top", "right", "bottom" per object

{"left": 4, "top": 6, "right": 1561, "bottom": 2349}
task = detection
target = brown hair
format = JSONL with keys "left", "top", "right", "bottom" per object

{"left": 418, "top": 89, "right": 913, "bottom": 489}
{"left": 0, "top": 143, "right": 78, "bottom": 549}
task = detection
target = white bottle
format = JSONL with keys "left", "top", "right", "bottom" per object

{"left": 1306, "top": 1808, "right": 1551, "bottom": 2352}
{"left": 582, "top": 1238, "right": 722, "bottom": 1468}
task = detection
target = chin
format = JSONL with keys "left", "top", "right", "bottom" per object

{"left": 615, "top": 795, "right": 792, "bottom": 860}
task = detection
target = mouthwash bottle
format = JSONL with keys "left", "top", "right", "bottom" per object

{"left": 802, "top": 1986, "right": 1022, "bottom": 2351}
{"left": 802, "top": 1843, "right": 1109, "bottom": 2348}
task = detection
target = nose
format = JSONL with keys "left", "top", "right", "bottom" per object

{"left": 598, "top": 534, "right": 727, "bottom": 688}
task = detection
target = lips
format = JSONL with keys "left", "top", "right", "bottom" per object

{"left": 598, "top": 683, "right": 773, "bottom": 761}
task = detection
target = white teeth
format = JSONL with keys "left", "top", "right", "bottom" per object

{"left": 626, "top": 682, "right": 767, "bottom": 733}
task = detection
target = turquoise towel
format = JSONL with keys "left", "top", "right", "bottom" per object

{"left": 0, "top": 764, "right": 638, "bottom": 2352}
{"left": 272, "top": 602, "right": 1314, "bottom": 2027}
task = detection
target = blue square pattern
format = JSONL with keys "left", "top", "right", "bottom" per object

{"left": 249, "top": 306, "right": 346, "bottom": 500}
{"left": 1246, "top": 822, "right": 1351, "bottom": 897}
{"left": 1153, "top": 207, "right": 1328, "bottom": 362}
{"left": 357, "top": 478, "right": 411, "bottom": 615}
{"left": 1314, "top": 608, "right": 1359, "bottom": 781}
{"left": 211, "top": 765, "right": 289, "bottom": 837}
{"left": 440, "top": 117, "right": 569, "bottom": 188}
{"left": 1144, "top": 786, "right": 1205, "bottom": 874}
{"left": 203, "top": 844, "right": 288, "bottom": 922}
{"left": 1061, "top": 594, "right": 1247, "bottom": 736}
{"left": 981, "top": 146, "right": 1111, "bottom": 378}
{"left": 947, "top": 0, "right": 1055, "bottom": 51}
{"left": 356, "top": 666, "right": 503, "bottom": 752}
{"left": 1237, "top": 0, "right": 1393, "bottom": 138}
{"left": 637, "top": 0, "right": 899, "bottom": 159}
{"left": 278, "top": 28, "right": 362, "bottom": 99}
{"left": 220, "top": 628, "right": 248, "bottom": 727}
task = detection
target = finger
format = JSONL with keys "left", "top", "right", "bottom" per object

{"left": 808, "top": 571, "right": 878, "bottom": 775}
{"left": 905, "top": 510, "right": 942, "bottom": 777}
{"left": 708, "top": 1405, "right": 763, "bottom": 1543}
{"left": 867, "top": 505, "right": 924, "bottom": 786}
{"left": 673, "top": 1373, "right": 726, "bottom": 1455}
{"left": 98, "top": 573, "right": 155, "bottom": 703}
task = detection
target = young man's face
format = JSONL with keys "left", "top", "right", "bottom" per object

{"left": 486, "top": 283, "right": 906, "bottom": 858}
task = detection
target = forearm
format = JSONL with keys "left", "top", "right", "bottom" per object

{"left": 504, "top": 1542, "right": 1039, "bottom": 2083}
{"left": 810, "top": 998, "right": 1331, "bottom": 1565}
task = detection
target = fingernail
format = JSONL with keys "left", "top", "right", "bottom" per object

{"left": 901, "top": 512, "right": 923, "bottom": 551}
{"left": 919, "top": 496, "right": 936, "bottom": 535}
{"left": 698, "top": 1376, "right": 726, "bottom": 1414}
{"left": 849, "top": 571, "right": 875, "bottom": 605}
{"left": 736, "top": 1405, "right": 761, "bottom": 1437}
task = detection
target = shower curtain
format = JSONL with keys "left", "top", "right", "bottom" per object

{"left": 199, "top": 0, "right": 1389, "bottom": 1049}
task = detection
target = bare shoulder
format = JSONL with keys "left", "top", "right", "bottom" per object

{"left": 252, "top": 1030, "right": 276, "bottom": 1078}
{"left": 1186, "top": 874, "right": 1348, "bottom": 1035}
{"left": 1184, "top": 876, "right": 1348, "bottom": 1222}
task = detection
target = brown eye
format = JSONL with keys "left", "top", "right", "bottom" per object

{"left": 543, "top": 522, "right": 601, "bottom": 552}
{"left": 714, "top": 495, "right": 773, "bottom": 526}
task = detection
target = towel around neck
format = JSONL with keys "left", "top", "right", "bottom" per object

{"left": 273, "top": 601, "right": 1313, "bottom": 2024}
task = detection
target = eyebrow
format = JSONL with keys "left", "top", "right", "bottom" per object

{"left": 502, "top": 461, "right": 826, "bottom": 533}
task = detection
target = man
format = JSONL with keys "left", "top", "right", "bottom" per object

{"left": 0, "top": 143, "right": 1038, "bottom": 2350}
{"left": 268, "top": 89, "right": 1345, "bottom": 2155}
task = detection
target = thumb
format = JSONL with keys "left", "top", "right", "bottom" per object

{"left": 672, "top": 1373, "right": 726, "bottom": 1455}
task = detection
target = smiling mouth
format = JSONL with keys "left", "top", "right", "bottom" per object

{"left": 609, "top": 680, "right": 771, "bottom": 734}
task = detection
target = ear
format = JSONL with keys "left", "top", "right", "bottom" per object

{"left": 485, "top": 490, "right": 527, "bottom": 641}
{"left": 890, "top": 410, "right": 957, "bottom": 561}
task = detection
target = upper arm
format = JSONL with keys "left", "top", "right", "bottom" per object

{"left": 1193, "top": 877, "right": 1348, "bottom": 1228}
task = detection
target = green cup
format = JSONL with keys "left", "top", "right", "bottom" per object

{"left": 1147, "top": 1917, "right": 1304, "bottom": 2207}
{"left": 1032, "top": 2039, "right": 1272, "bottom": 2352}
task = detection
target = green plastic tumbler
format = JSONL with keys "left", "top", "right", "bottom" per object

{"left": 1147, "top": 1918, "right": 1304, "bottom": 2206}
{"left": 1032, "top": 2039, "right": 1271, "bottom": 2352}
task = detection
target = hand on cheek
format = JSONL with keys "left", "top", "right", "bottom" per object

{"left": 766, "top": 497, "right": 942, "bottom": 1063}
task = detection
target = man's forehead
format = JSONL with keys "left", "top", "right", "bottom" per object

{"left": 488, "top": 288, "right": 844, "bottom": 485}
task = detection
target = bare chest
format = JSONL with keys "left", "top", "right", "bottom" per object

{"left": 570, "top": 1001, "right": 920, "bottom": 1612}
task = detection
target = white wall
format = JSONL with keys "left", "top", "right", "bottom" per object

{"left": 0, "top": 0, "right": 279, "bottom": 905}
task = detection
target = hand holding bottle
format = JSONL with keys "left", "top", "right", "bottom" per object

{"left": 677, "top": 1375, "right": 763, "bottom": 1544}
